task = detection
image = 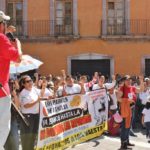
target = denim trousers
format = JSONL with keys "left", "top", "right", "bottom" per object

{"left": 120, "top": 118, "right": 130, "bottom": 143}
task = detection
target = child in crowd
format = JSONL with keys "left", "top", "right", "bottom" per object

{"left": 142, "top": 100, "right": 150, "bottom": 143}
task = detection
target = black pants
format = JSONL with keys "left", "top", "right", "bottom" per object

{"left": 145, "top": 122, "right": 150, "bottom": 139}
{"left": 5, "top": 117, "right": 19, "bottom": 150}
{"left": 20, "top": 114, "right": 39, "bottom": 150}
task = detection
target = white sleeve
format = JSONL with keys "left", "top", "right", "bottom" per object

{"left": 57, "top": 88, "right": 63, "bottom": 97}
{"left": 34, "top": 87, "right": 41, "bottom": 96}
{"left": 142, "top": 108, "right": 146, "bottom": 115}
{"left": 92, "top": 84, "right": 97, "bottom": 91}
{"left": 45, "top": 89, "right": 53, "bottom": 97}
{"left": 105, "top": 80, "right": 116, "bottom": 89}
{"left": 76, "top": 84, "right": 81, "bottom": 93}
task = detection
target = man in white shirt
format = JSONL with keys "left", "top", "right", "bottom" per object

{"left": 63, "top": 75, "right": 85, "bottom": 96}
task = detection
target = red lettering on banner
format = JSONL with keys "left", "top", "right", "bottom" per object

{"left": 40, "top": 115, "right": 92, "bottom": 140}
{"left": 54, "top": 123, "right": 64, "bottom": 135}
{"left": 64, "top": 121, "right": 71, "bottom": 131}
{"left": 40, "top": 129, "right": 45, "bottom": 140}
{"left": 76, "top": 115, "right": 92, "bottom": 126}
{"left": 46, "top": 127, "right": 56, "bottom": 137}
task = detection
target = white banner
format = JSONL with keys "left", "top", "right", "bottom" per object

{"left": 36, "top": 89, "right": 108, "bottom": 150}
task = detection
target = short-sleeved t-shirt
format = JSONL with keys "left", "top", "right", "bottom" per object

{"left": 65, "top": 84, "right": 81, "bottom": 95}
{"left": 139, "top": 90, "right": 150, "bottom": 105}
{"left": 120, "top": 85, "right": 137, "bottom": 102}
{"left": 142, "top": 108, "right": 150, "bottom": 123}
{"left": 42, "top": 88, "right": 53, "bottom": 98}
{"left": 19, "top": 87, "right": 40, "bottom": 114}
{"left": 0, "top": 33, "right": 19, "bottom": 98}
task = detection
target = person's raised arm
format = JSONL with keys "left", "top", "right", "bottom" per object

{"left": 135, "top": 76, "right": 144, "bottom": 93}
{"left": 11, "top": 38, "right": 22, "bottom": 62}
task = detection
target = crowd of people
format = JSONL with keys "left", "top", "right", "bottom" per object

{"left": 1, "top": 10, "right": 150, "bottom": 150}
{"left": 4, "top": 71, "right": 150, "bottom": 150}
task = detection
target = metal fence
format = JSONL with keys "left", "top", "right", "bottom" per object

{"left": 101, "top": 20, "right": 150, "bottom": 36}
{"left": 9, "top": 19, "right": 150, "bottom": 38}
{"left": 8, "top": 20, "right": 79, "bottom": 38}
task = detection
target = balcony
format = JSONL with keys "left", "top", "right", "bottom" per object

{"left": 101, "top": 20, "right": 150, "bottom": 39}
{"left": 8, "top": 20, "right": 80, "bottom": 41}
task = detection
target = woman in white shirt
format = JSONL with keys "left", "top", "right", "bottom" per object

{"left": 139, "top": 82, "right": 150, "bottom": 106}
{"left": 19, "top": 75, "right": 41, "bottom": 150}
{"left": 39, "top": 80, "right": 53, "bottom": 100}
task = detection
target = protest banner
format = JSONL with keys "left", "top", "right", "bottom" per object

{"left": 36, "top": 89, "right": 108, "bottom": 150}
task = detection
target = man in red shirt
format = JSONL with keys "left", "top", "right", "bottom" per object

{"left": 0, "top": 11, "right": 22, "bottom": 150}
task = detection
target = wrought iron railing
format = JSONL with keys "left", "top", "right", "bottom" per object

{"left": 8, "top": 20, "right": 79, "bottom": 38}
{"left": 101, "top": 20, "right": 150, "bottom": 36}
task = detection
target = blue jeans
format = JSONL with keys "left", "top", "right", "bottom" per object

{"left": 120, "top": 119, "right": 130, "bottom": 143}
{"left": 5, "top": 117, "right": 19, "bottom": 150}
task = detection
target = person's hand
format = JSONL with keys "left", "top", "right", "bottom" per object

{"left": 14, "top": 80, "right": 19, "bottom": 90}
{"left": 62, "top": 81, "right": 66, "bottom": 87}
{"left": 11, "top": 90, "right": 17, "bottom": 97}
{"left": 10, "top": 40, "right": 16, "bottom": 47}
{"left": 61, "top": 69, "right": 66, "bottom": 78}
{"left": 78, "top": 81, "right": 84, "bottom": 87}
{"left": 11, "top": 38, "right": 20, "bottom": 48}
{"left": 34, "top": 73, "right": 39, "bottom": 78}
{"left": 112, "top": 75, "right": 116, "bottom": 81}
{"left": 94, "top": 72, "right": 98, "bottom": 77}
{"left": 40, "top": 88, "right": 45, "bottom": 97}
{"left": 139, "top": 75, "right": 144, "bottom": 83}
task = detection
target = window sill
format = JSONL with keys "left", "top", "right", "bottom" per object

{"left": 101, "top": 35, "right": 150, "bottom": 41}
{"left": 20, "top": 35, "right": 80, "bottom": 43}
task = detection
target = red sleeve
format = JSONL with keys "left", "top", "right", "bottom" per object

{"left": 132, "top": 86, "right": 136, "bottom": 93}
{"left": 0, "top": 33, "right": 19, "bottom": 61}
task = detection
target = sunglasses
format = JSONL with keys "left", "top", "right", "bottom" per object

{"left": 24, "top": 79, "right": 32, "bottom": 84}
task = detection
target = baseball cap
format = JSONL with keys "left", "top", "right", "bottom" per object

{"left": 144, "top": 77, "right": 150, "bottom": 82}
{"left": 0, "top": 11, "right": 10, "bottom": 22}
